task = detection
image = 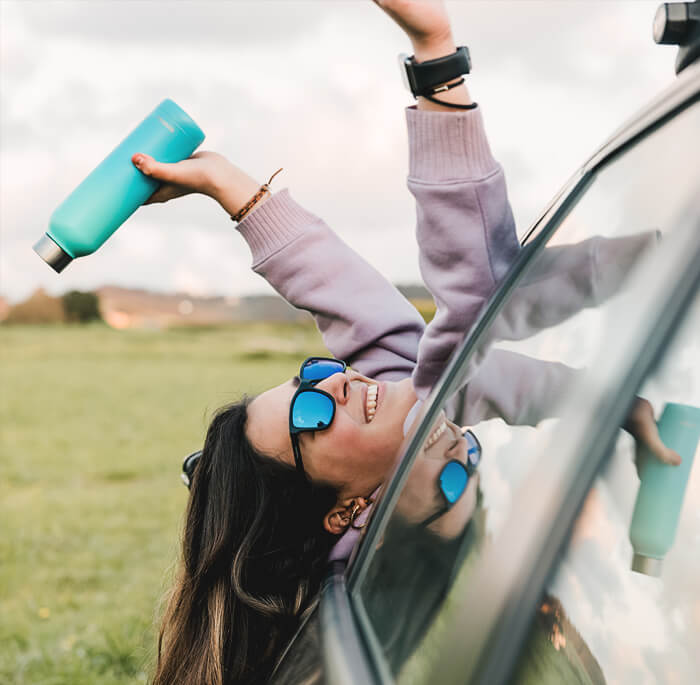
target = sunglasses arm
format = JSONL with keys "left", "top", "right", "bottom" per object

{"left": 290, "top": 434, "right": 307, "bottom": 477}
{"left": 419, "top": 505, "right": 451, "bottom": 528}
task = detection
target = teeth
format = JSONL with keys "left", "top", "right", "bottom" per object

{"left": 424, "top": 420, "right": 447, "bottom": 450}
{"left": 366, "top": 384, "right": 378, "bottom": 422}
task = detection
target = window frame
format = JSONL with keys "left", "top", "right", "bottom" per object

{"left": 312, "top": 66, "right": 700, "bottom": 685}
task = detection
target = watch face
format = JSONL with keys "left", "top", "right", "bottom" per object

{"left": 397, "top": 52, "right": 412, "bottom": 93}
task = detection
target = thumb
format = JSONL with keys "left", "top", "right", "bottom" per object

{"left": 132, "top": 153, "right": 179, "bottom": 183}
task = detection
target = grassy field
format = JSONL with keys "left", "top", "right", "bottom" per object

{"left": 0, "top": 322, "right": 327, "bottom": 685}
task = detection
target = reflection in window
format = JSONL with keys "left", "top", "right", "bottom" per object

{"left": 512, "top": 292, "right": 700, "bottom": 685}
{"left": 357, "top": 101, "right": 700, "bottom": 682}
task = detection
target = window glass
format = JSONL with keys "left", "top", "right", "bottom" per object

{"left": 356, "top": 100, "right": 700, "bottom": 682}
{"left": 511, "top": 289, "right": 700, "bottom": 685}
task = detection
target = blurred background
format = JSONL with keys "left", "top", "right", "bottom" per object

{"left": 0, "top": 1, "right": 680, "bottom": 683}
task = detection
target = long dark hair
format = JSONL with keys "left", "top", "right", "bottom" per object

{"left": 153, "top": 399, "right": 340, "bottom": 685}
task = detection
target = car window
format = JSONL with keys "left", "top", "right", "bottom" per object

{"left": 510, "top": 289, "right": 700, "bottom": 685}
{"left": 354, "top": 100, "right": 700, "bottom": 682}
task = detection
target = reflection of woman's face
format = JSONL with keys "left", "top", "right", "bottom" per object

{"left": 395, "top": 416, "right": 480, "bottom": 540}
{"left": 246, "top": 371, "right": 418, "bottom": 499}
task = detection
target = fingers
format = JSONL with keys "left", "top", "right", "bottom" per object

{"left": 634, "top": 429, "right": 682, "bottom": 468}
{"left": 648, "top": 437, "right": 682, "bottom": 466}
{"left": 132, "top": 153, "right": 179, "bottom": 183}
{"left": 143, "top": 187, "right": 167, "bottom": 205}
{"left": 626, "top": 397, "right": 682, "bottom": 467}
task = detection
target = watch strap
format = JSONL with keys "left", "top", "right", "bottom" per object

{"left": 406, "top": 46, "right": 471, "bottom": 97}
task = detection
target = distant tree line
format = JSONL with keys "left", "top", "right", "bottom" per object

{"left": 4, "top": 289, "right": 102, "bottom": 324}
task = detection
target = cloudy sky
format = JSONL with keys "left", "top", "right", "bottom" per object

{"left": 0, "top": 0, "right": 678, "bottom": 304}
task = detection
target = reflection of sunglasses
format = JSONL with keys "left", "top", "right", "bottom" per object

{"left": 420, "top": 428, "right": 482, "bottom": 527}
{"left": 289, "top": 357, "right": 348, "bottom": 479}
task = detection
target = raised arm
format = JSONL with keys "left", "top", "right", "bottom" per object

{"left": 130, "top": 149, "right": 426, "bottom": 381}
{"left": 407, "top": 107, "right": 520, "bottom": 398}
{"left": 236, "top": 190, "right": 425, "bottom": 381}
{"left": 373, "top": 0, "right": 521, "bottom": 399}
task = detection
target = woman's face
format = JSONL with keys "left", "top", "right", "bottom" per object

{"left": 395, "top": 415, "right": 480, "bottom": 540}
{"left": 246, "top": 370, "right": 417, "bottom": 498}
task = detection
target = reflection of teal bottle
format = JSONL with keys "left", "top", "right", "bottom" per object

{"left": 630, "top": 402, "right": 700, "bottom": 576}
{"left": 34, "top": 99, "right": 205, "bottom": 272}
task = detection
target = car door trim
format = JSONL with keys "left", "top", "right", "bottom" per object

{"left": 321, "top": 561, "right": 381, "bottom": 685}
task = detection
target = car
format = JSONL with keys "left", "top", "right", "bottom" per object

{"left": 272, "top": 5, "right": 700, "bottom": 684}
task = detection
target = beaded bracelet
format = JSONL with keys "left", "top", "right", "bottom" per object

{"left": 230, "top": 168, "right": 284, "bottom": 223}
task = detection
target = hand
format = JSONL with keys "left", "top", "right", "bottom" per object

{"left": 372, "top": 0, "right": 454, "bottom": 55}
{"left": 131, "top": 150, "right": 228, "bottom": 203}
{"left": 131, "top": 151, "right": 265, "bottom": 217}
{"left": 625, "top": 397, "right": 682, "bottom": 468}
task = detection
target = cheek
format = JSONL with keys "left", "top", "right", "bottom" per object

{"left": 395, "top": 460, "right": 443, "bottom": 522}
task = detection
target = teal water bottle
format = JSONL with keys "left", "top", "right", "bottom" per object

{"left": 33, "top": 99, "right": 205, "bottom": 272}
{"left": 629, "top": 402, "right": 700, "bottom": 576}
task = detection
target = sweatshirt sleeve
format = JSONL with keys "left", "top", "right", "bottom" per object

{"left": 405, "top": 106, "right": 521, "bottom": 399}
{"left": 449, "top": 349, "right": 579, "bottom": 427}
{"left": 235, "top": 189, "right": 425, "bottom": 381}
{"left": 488, "top": 231, "right": 660, "bottom": 342}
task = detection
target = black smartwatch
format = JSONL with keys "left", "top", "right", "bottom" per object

{"left": 399, "top": 46, "right": 471, "bottom": 98}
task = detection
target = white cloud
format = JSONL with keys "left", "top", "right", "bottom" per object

{"left": 0, "top": 0, "right": 678, "bottom": 303}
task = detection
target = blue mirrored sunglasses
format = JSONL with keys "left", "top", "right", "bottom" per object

{"left": 420, "top": 428, "right": 481, "bottom": 527}
{"left": 179, "top": 358, "right": 348, "bottom": 488}
{"left": 289, "top": 357, "right": 347, "bottom": 478}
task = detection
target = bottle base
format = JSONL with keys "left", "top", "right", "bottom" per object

{"left": 631, "top": 553, "right": 663, "bottom": 576}
{"left": 33, "top": 234, "right": 73, "bottom": 273}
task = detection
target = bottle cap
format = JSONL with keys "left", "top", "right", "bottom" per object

{"left": 631, "top": 553, "right": 663, "bottom": 576}
{"left": 33, "top": 234, "right": 73, "bottom": 273}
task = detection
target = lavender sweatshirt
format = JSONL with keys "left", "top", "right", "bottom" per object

{"left": 235, "top": 105, "right": 656, "bottom": 562}
{"left": 235, "top": 105, "right": 520, "bottom": 563}
{"left": 237, "top": 106, "right": 519, "bottom": 396}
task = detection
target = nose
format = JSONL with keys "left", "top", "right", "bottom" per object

{"left": 316, "top": 372, "right": 349, "bottom": 405}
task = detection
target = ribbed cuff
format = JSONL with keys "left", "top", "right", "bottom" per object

{"left": 235, "top": 188, "right": 320, "bottom": 266}
{"left": 406, "top": 105, "right": 498, "bottom": 182}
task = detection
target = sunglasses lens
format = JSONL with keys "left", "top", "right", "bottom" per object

{"left": 465, "top": 430, "right": 482, "bottom": 467}
{"left": 181, "top": 450, "right": 202, "bottom": 489}
{"left": 292, "top": 391, "right": 335, "bottom": 430}
{"left": 301, "top": 358, "right": 345, "bottom": 382}
{"left": 440, "top": 461, "right": 469, "bottom": 504}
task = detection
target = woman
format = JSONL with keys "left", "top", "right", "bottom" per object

{"left": 133, "top": 2, "right": 678, "bottom": 682}
{"left": 138, "top": 1, "right": 507, "bottom": 680}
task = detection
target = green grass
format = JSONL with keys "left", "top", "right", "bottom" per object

{"left": 0, "top": 323, "right": 326, "bottom": 685}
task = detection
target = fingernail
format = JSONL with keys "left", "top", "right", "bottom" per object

{"left": 133, "top": 154, "right": 143, "bottom": 166}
